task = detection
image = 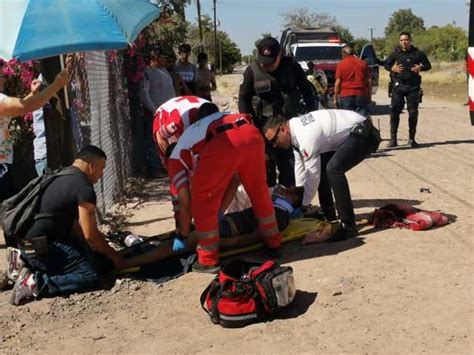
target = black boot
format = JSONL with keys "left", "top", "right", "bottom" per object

{"left": 387, "top": 114, "right": 399, "bottom": 148}
{"left": 327, "top": 221, "right": 358, "bottom": 243}
{"left": 408, "top": 112, "right": 419, "bottom": 148}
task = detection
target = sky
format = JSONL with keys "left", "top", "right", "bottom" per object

{"left": 185, "top": 0, "right": 470, "bottom": 55}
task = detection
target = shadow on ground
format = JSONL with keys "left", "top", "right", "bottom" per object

{"left": 274, "top": 290, "right": 318, "bottom": 320}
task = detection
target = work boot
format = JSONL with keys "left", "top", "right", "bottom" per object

{"left": 388, "top": 114, "right": 400, "bottom": 148}
{"left": 387, "top": 137, "right": 398, "bottom": 148}
{"left": 327, "top": 221, "right": 358, "bottom": 243}
{"left": 408, "top": 130, "right": 418, "bottom": 148}
{"left": 408, "top": 139, "right": 419, "bottom": 148}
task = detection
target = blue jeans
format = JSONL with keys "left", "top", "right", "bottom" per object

{"left": 21, "top": 241, "right": 108, "bottom": 298}
{"left": 340, "top": 95, "right": 370, "bottom": 117}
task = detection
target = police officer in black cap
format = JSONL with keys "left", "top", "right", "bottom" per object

{"left": 384, "top": 32, "right": 431, "bottom": 148}
{"left": 238, "top": 36, "right": 316, "bottom": 188}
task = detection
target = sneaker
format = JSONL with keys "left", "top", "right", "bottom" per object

{"left": 327, "top": 222, "right": 358, "bottom": 243}
{"left": 192, "top": 262, "right": 220, "bottom": 274}
{"left": 9, "top": 267, "right": 38, "bottom": 306}
{"left": 408, "top": 139, "right": 419, "bottom": 148}
{"left": 6, "top": 247, "right": 24, "bottom": 282}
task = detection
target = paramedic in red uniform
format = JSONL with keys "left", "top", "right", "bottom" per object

{"left": 152, "top": 96, "right": 210, "bottom": 224}
{"left": 167, "top": 111, "right": 282, "bottom": 273}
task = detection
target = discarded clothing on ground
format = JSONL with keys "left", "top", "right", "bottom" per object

{"left": 371, "top": 204, "right": 449, "bottom": 231}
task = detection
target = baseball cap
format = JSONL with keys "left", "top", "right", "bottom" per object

{"left": 257, "top": 37, "right": 281, "bottom": 65}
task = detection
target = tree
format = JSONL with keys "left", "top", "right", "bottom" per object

{"left": 384, "top": 8, "right": 425, "bottom": 37}
{"left": 281, "top": 8, "right": 336, "bottom": 29}
{"left": 187, "top": 16, "right": 241, "bottom": 72}
{"left": 280, "top": 8, "right": 354, "bottom": 44}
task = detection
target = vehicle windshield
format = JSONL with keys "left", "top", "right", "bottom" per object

{"left": 294, "top": 46, "right": 342, "bottom": 61}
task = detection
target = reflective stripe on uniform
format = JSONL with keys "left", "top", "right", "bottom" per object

{"left": 257, "top": 214, "right": 277, "bottom": 225}
{"left": 174, "top": 176, "right": 189, "bottom": 190}
{"left": 197, "top": 243, "right": 220, "bottom": 252}
{"left": 172, "top": 170, "right": 187, "bottom": 185}
{"left": 261, "top": 225, "right": 280, "bottom": 237}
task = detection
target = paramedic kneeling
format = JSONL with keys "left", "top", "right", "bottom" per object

{"left": 263, "top": 110, "right": 380, "bottom": 242}
{"left": 9, "top": 145, "right": 126, "bottom": 305}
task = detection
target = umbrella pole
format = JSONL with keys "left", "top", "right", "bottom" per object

{"left": 59, "top": 55, "right": 70, "bottom": 109}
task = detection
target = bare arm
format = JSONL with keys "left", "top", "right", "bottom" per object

{"left": 0, "top": 70, "right": 68, "bottom": 117}
{"left": 78, "top": 202, "right": 126, "bottom": 269}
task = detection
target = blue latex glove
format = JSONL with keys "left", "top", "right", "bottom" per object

{"left": 172, "top": 234, "right": 187, "bottom": 253}
{"left": 290, "top": 208, "right": 303, "bottom": 219}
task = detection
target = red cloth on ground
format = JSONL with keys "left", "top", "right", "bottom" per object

{"left": 371, "top": 204, "right": 449, "bottom": 231}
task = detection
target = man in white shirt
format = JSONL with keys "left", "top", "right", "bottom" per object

{"left": 263, "top": 110, "right": 380, "bottom": 241}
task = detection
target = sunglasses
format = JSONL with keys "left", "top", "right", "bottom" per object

{"left": 269, "top": 125, "right": 282, "bottom": 145}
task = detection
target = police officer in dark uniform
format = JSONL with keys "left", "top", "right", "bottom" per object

{"left": 384, "top": 32, "right": 431, "bottom": 148}
{"left": 238, "top": 36, "right": 316, "bottom": 187}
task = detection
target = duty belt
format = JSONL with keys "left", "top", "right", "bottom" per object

{"left": 206, "top": 119, "right": 248, "bottom": 142}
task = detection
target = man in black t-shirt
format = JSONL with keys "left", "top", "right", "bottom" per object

{"left": 9, "top": 145, "right": 127, "bottom": 305}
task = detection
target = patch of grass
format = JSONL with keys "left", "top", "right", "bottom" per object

{"left": 378, "top": 61, "right": 467, "bottom": 103}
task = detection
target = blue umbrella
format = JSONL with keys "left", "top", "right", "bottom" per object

{"left": 0, "top": 0, "right": 161, "bottom": 61}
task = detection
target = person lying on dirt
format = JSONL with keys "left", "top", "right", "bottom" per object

{"left": 116, "top": 186, "right": 305, "bottom": 267}
{"left": 7, "top": 145, "right": 128, "bottom": 306}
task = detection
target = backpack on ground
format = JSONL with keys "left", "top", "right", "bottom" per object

{"left": 200, "top": 258, "right": 296, "bottom": 328}
{"left": 1, "top": 167, "right": 81, "bottom": 247}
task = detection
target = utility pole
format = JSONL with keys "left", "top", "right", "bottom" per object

{"left": 213, "top": 0, "right": 218, "bottom": 73}
{"left": 196, "top": 0, "right": 203, "bottom": 46}
{"left": 368, "top": 28, "right": 375, "bottom": 42}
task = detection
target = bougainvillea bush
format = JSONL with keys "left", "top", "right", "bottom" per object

{"left": 0, "top": 58, "right": 39, "bottom": 146}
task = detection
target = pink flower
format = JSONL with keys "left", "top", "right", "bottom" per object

{"left": 23, "top": 112, "right": 32, "bottom": 122}
{"left": 2, "top": 66, "right": 14, "bottom": 76}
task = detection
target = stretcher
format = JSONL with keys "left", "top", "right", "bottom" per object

{"left": 220, "top": 218, "right": 331, "bottom": 258}
{"left": 114, "top": 218, "right": 332, "bottom": 274}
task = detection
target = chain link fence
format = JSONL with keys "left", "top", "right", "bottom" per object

{"left": 69, "top": 51, "right": 133, "bottom": 215}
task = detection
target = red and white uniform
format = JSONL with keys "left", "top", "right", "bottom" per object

{"left": 152, "top": 95, "right": 210, "bottom": 165}
{"left": 169, "top": 112, "right": 282, "bottom": 266}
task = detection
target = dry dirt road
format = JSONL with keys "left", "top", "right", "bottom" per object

{"left": 0, "top": 76, "right": 473, "bottom": 354}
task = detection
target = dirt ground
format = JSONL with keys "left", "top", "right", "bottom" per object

{"left": 0, "top": 75, "right": 473, "bottom": 354}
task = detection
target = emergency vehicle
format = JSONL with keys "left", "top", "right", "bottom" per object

{"left": 280, "top": 27, "right": 379, "bottom": 106}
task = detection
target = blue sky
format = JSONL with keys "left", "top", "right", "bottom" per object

{"left": 185, "top": 0, "right": 469, "bottom": 55}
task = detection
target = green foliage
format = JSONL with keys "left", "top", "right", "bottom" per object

{"left": 352, "top": 38, "right": 370, "bottom": 56}
{"left": 187, "top": 16, "right": 242, "bottom": 72}
{"left": 333, "top": 25, "right": 354, "bottom": 44}
{"left": 384, "top": 8, "right": 425, "bottom": 37}
{"left": 414, "top": 25, "right": 467, "bottom": 61}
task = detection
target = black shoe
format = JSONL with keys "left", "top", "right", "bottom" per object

{"left": 262, "top": 247, "right": 282, "bottom": 259}
{"left": 192, "top": 262, "right": 220, "bottom": 274}
{"left": 408, "top": 139, "right": 419, "bottom": 148}
{"left": 386, "top": 139, "right": 398, "bottom": 148}
{"left": 327, "top": 222, "right": 358, "bottom": 243}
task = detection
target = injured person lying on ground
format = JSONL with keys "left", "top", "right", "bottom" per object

{"left": 114, "top": 185, "right": 311, "bottom": 267}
